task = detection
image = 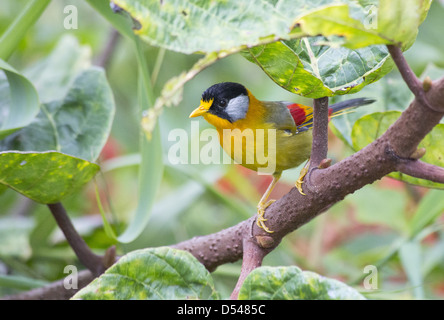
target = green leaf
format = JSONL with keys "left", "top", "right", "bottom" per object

{"left": 352, "top": 111, "right": 400, "bottom": 151}
{"left": 116, "top": 38, "right": 164, "bottom": 244}
{"left": 0, "top": 0, "right": 51, "bottom": 60}
{"left": 72, "top": 247, "right": 219, "bottom": 300}
{"left": 0, "top": 151, "right": 99, "bottom": 204}
{"left": 242, "top": 38, "right": 393, "bottom": 98}
{"left": 94, "top": 183, "right": 117, "bottom": 240}
{"left": 399, "top": 240, "right": 424, "bottom": 299}
{"left": 347, "top": 184, "right": 409, "bottom": 233}
{"left": 297, "top": 3, "right": 389, "bottom": 49}
{"left": 331, "top": 63, "right": 442, "bottom": 148}
{"left": 85, "top": 0, "right": 137, "bottom": 41}
{"left": 29, "top": 209, "right": 57, "bottom": 254}
{"left": 408, "top": 189, "right": 444, "bottom": 237}
{"left": 24, "top": 35, "right": 92, "bottom": 104}
{"left": 330, "top": 72, "right": 412, "bottom": 147}
{"left": 0, "top": 59, "right": 40, "bottom": 139}
{"left": 0, "top": 217, "right": 33, "bottom": 259}
{"left": 113, "top": 0, "right": 423, "bottom": 54}
{"left": 0, "top": 274, "right": 48, "bottom": 291}
{"left": 0, "top": 36, "right": 114, "bottom": 204}
{"left": 377, "top": 0, "right": 432, "bottom": 50}
{"left": 112, "top": 0, "right": 430, "bottom": 99}
{"left": 351, "top": 111, "right": 444, "bottom": 189}
{"left": 0, "top": 68, "right": 115, "bottom": 162}
{"left": 238, "top": 266, "right": 365, "bottom": 300}
{"left": 0, "top": 36, "right": 114, "bottom": 163}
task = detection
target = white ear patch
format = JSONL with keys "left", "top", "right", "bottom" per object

{"left": 225, "top": 95, "right": 249, "bottom": 122}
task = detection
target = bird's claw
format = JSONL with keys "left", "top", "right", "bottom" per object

{"left": 295, "top": 162, "right": 309, "bottom": 196}
{"left": 256, "top": 200, "right": 276, "bottom": 233}
{"left": 295, "top": 177, "right": 306, "bottom": 195}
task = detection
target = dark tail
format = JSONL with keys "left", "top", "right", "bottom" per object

{"left": 329, "top": 98, "right": 375, "bottom": 117}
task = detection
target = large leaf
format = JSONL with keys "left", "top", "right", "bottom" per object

{"left": 330, "top": 63, "right": 443, "bottom": 149}
{"left": 111, "top": 0, "right": 430, "bottom": 100}
{"left": 113, "top": 0, "right": 430, "bottom": 54}
{"left": 0, "top": 59, "right": 40, "bottom": 139}
{"left": 399, "top": 240, "right": 424, "bottom": 299}
{"left": 24, "top": 35, "right": 92, "bottom": 104}
{"left": 0, "top": 68, "right": 114, "bottom": 162}
{"left": 242, "top": 38, "right": 393, "bottom": 98}
{"left": 347, "top": 184, "right": 409, "bottom": 233}
{"left": 238, "top": 266, "right": 365, "bottom": 300}
{"left": 73, "top": 247, "right": 219, "bottom": 300}
{"left": 377, "top": 0, "right": 432, "bottom": 50}
{"left": 0, "top": 37, "right": 115, "bottom": 203}
{"left": 330, "top": 72, "right": 413, "bottom": 147}
{"left": 351, "top": 111, "right": 444, "bottom": 189}
{"left": 0, "top": 217, "right": 33, "bottom": 259}
{"left": 0, "top": 151, "right": 99, "bottom": 204}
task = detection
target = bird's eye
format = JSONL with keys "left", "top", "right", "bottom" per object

{"left": 219, "top": 99, "right": 227, "bottom": 107}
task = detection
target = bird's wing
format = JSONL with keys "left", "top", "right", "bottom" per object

{"left": 286, "top": 103, "right": 314, "bottom": 132}
{"left": 287, "top": 98, "right": 375, "bottom": 131}
{"left": 262, "top": 101, "right": 299, "bottom": 131}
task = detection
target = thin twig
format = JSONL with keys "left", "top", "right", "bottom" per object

{"left": 387, "top": 45, "right": 440, "bottom": 113}
{"left": 47, "top": 203, "right": 105, "bottom": 276}
{"left": 396, "top": 159, "right": 444, "bottom": 184}
{"left": 94, "top": 28, "right": 120, "bottom": 69}
{"left": 387, "top": 45, "right": 422, "bottom": 96}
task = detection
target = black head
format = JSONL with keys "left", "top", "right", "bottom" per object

{"left": 201, "top": 82, "right": 249, "bottom": 122}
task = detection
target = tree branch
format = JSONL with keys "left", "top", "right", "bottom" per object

{"left": 175, "top": 72, "right": 444, "bottom": 274}
{"left": 2, "top": 270, "right": 94, "bottom": 300}
{"left": 47, "top": 203, "right": 106, "bottom": 276}
{"left": 10, "top": 47, "right": 444, "bottom": 300}
{"left": 173, "top": 51, "right": 444, "bottom": 296}
{"left": 172, "top": 219, "right": 249, "bottom": 272}
{"left": 230, "top": 237, "right": 270, "bottom": 299}
{"left": 310, "top": 97, "right": 329, "bottom": 169}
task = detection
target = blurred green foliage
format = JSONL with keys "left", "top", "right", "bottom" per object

{"left": 0, "top": 0, "right": 443, "bottom": 300}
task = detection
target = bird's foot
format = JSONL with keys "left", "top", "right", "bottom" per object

{"left": 295, "top": 165, "right": 309, "bottom": 196}
{"left": 256, "top": 200, "right": 276, "bottom": 233}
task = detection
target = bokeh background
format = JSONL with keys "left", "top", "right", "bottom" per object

{"left": 1, "top": 0, "right": 444, "bottom": 299}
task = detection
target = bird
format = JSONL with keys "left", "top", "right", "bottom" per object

{"left": 189, "top": 82, "right": 374, "bottom": 233}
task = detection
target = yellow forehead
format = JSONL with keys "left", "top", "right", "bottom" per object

{"left": 200, "top": 98, "right": 213, "bottom": 110}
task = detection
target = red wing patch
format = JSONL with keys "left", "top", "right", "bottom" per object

{"left": 287, "top": 103, "right": 313, "bottom": 128}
